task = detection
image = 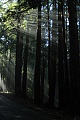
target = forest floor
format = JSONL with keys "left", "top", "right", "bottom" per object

{"left": 0, "top": 93, "right": 80, "bottom": 120}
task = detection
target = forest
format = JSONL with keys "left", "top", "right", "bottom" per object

{"left": 0, "top": 0, "right": 80, "bottom": 116}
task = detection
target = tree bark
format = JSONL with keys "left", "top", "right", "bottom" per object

{"left": 15, "top": 30, "right": 23, "bottom": 96}
{"left": 34, "top": 2, "right": 41, "bottom": 104}
{"left": 58, "top": 0, "right": 65, "bottom": 109}
{"left": 68, "top": 0, "right": 79, "bottom": 113}
{"left": 22, "top": 33, "right": 29, "bottom": 97}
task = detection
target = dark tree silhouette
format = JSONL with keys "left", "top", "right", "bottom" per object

{"left": 68, "top": 0, "right": 79, "bottom": 112}
{"left": 48, "top": 0, "right": 56, "bottom": 108}
{"left": 22, "top": 33, "right": 29, "bottom": 97}
{"left": 34, "top": 2, "right": 41, "bottom": 104}
{"left": 15, "top": 30, "right": 23, "bottom": 96}
{"left": 15, "top": 0, "right": 23, "bottom": 96}
{"left": 58, "top": 0, "right": 65, "bottom": 109}
{"left": 61, "top": 0, "right": 70, "bottom": 108}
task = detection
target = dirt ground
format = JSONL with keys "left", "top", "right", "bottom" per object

{"left": 0, "top": 93, "right": 80, "bottom": 120}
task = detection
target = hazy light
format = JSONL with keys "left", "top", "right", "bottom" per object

{"left": 0, "top": 73, "right": 7, "bottom": 93}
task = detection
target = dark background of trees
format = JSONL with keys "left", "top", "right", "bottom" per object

{"left": 0, "top": 0, "right": 80, "bottom": 114}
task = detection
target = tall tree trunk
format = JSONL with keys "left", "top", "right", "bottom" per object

{"left": 61, "top": 1, "right": 70, "bottom": 108}
{"left": 68, "top": 0, "right": 79, "bottom": 113}
{"left": 47, "top": 0, "right": 51, "bottom": 106}
{"left": 48, "top": 0, "right": 56, "bottom": 108}
{"left": 22, "top": 33, "right": 29, "bottom": 97}
{"left": 15, "top": 31, "right": 23, "bottom": 96}
{"left": 15, "top": 0, "right": 23, "bottom": 96}
{"left": 58, "top": 0, "right": 65, "bottom": 109}
{"left": 40, "top": 52, "right": 45, "bottom": 103}
{"left": 34, "top": 2, "right": 41, "bottom": 104}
